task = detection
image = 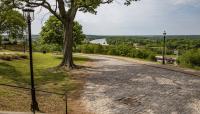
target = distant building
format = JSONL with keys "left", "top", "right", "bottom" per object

{"left": 155, "top": 56, "right": 176, "bottom": 64}
{"left": 89, "top": 38, "right": 108, "bottom": 45}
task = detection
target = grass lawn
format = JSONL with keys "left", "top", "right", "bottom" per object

{"left": 0, "top": 52, "right": 89, "bottom": 113}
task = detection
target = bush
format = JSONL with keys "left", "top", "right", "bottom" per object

{"left": 178, "top": 49, "right": 200, "bottom": 68}
{"left": 33, "top": 43, "right": 62, "bottom": 52}
{"left": 107, "top": 46, "right": 118, "bottom": 55}
{"left": 76, "top": 44, "right": 103, "bottom": 54}
{"left": 79, "top": 44, "right": 93, "bottom": 53}
{"left": 148, "top": 53, "right": 156, "bottom": 61}
{"left": 76, "top": 44, "right": 156, "bottom": 61}
{"left": 93, "top": 44, "right": 103, "bottom": 54}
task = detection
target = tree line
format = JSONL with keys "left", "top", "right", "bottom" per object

{"left": 106, "top": 36, "right": 200, "bottom": 55}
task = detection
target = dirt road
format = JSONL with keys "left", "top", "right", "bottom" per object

{"left": 80, "top": 54, "right": 200, "bottom": 114}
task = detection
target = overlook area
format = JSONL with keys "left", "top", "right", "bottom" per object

{"left": 0, "top": 0, "right": 200, "bottom": 114}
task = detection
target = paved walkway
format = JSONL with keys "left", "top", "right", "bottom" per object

{"left": 80, "top": 54, "right": 200, "bottom": 114}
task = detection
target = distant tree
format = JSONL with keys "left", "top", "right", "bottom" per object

{"left": 0, "top": 7, "right": 26, "bottom": 40}
{"left": 39, "top": 16, "right": 86, "bottom": 48}
{"left": 39, "top": 16, "right": 63, "bottom": 46}
{"left": 73, "top": 21, "right": 86, "bottom": 48}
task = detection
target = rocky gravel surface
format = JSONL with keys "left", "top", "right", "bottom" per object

{"left": 80, "top": 55, "right": 200, "bottom": 114}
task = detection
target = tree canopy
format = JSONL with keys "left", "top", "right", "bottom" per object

{"left": 0, "top": 5, "right": 26, "bottom": 40}
{"left": 39, "top": 16, "right": 85, "bottom": 47}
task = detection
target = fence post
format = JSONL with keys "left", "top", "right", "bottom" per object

{"left": 65, "top": 92, "right": 68, "bottom": 114}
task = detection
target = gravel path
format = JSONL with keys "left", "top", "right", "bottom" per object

{"left": 80, "top": 54, "right": 200, "bottom": 114}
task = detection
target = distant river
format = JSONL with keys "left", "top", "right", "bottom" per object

{"left": 90, "top": 38, "right": 108, "bottom": 45}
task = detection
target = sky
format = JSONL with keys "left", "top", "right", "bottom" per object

{"left": 32, "top": 0, "right": 200, "bottom": 35}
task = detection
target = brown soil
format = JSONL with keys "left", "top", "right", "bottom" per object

{"left": 67, "top": 61, "right": 95, "bottom": 114}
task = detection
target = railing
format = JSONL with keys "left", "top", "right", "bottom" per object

{"left": 0, "top": 83, "right": 68, "bottom": 114}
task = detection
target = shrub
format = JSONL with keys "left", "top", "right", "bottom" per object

{"left": 77, "top": 44, "right": 99, "bottom": 54}
{"left": 178, "top": 49, "right": 200, "bottom": 68}
{"left": 93, "top": 44, "right": 103, "bottom": 54}
{"left": 76, "top": 44, "right": 156, "bottom": 62}
{"left": 148, "top": 53, "right": 156, "bottom": 61}
{"left": 79, "top": 44, "right": 91, "bottom": 53}
{"left": 33, "top": 43, "right": 62, "bottom": 52}
{"left": 107, "top": 46, "right": 118, "bottom": 55}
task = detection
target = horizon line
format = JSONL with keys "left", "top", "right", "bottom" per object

{"left": 31, "top": 34, "right": 200, "bottom": 36}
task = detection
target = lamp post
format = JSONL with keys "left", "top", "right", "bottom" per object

{"left": 162, "top": 30, "right": 167, "bottom": 65}
{"left": 22, "top": 4, "right": 39, "bottom": 113}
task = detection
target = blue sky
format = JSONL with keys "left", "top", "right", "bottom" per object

{"left": 32, "top": 0, "right": 200, "bottom": 35}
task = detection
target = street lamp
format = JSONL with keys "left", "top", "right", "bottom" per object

{"left": 22, "top": 4, "right": 39, "bottom": 113}
{"left": 162, "top": 30, "right": 167, "bottom": 65}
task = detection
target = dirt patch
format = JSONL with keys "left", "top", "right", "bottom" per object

{"left": 67, "top": 61, "right": 95, "bottom": 114}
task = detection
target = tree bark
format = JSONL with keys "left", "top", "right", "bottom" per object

{"left": 59, "top": 17, "right": 75, "bottom": 69}
{"left": 58, "top": 6, "right": 78, "bottom": 69}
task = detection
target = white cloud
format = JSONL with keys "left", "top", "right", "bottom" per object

{"left": 31, "top": 0, "right": 200, "bottom": 35}
{"left": 75, "top": 0, "right": 173, "bottom": 35}
{"left": 171, "top": 0, "right": 200, "bottom": 5}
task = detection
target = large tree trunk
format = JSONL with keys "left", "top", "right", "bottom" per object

{"left": 58, "top": 5, "right": 77, "bottom": 69}
{"left": 59, "top": 18, "right": 75, "bottom": 69}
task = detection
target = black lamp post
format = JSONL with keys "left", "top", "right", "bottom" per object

{"left": 162, "top": 30, "right": 167, "bottom": 65}
{"left": 22, "top": 4, "right": 39, "bottom": 113}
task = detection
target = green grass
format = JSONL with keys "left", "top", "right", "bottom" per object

{"left": 0, "top": 52, "right": 89, "bottom": 92}
{"left": 0, "top": 52, "right": 90, "bottom": 112}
